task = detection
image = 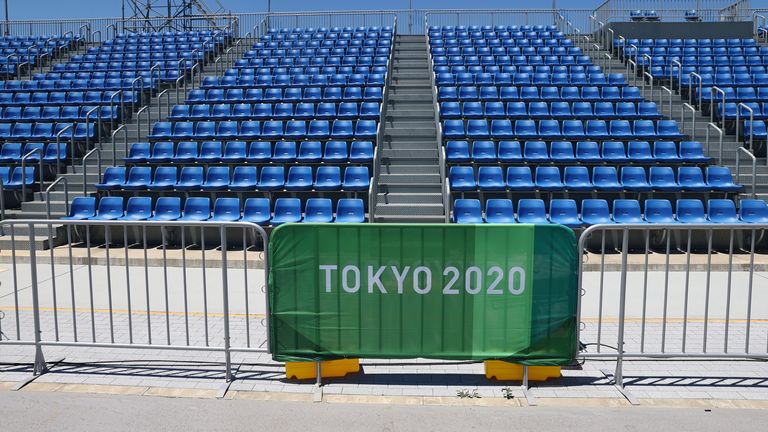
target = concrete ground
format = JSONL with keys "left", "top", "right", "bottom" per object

{"left": 1, "top": 388, "right": 768, "bottom": 432}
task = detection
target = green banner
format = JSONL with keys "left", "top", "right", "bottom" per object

{"left": 268, "top": 224, "right": 578, "bottom": 365}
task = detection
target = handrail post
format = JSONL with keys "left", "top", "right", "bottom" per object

{"left": 736, "top": 102, "right": 755, "bottom": 158}
{"left": 689, "top": 72, "right": 702, "bottom": 112}
{"left": 45, "top": 177, "right": 69, "bottom": 220}
{"left": 710, "top": 86, "right": 726, "bottom": 125}
{"left": 660, "top": 86, "right": 672, "bottom": 117}
{"left": 681, "top": 103, "right": 697, "bottom": 141}
{"left": 736, "top": 147, "right": 757, "bottom": 199}
{"left": 110, "top": 125, "right": 127, "bottom": 166}
{"left": 83, "top": 106, "right": 99, "bottom": 153}
{"left": 705, "top": 122, "right": 724, "bottom": 165}
{"left": 671, "top": 59, "right": 682, "bottom": 94}
{"left": 54, "top": 124, "right": 73, "bottom": 168}
{"left": 135, "top": 106, "right": 149, "bottom": 143}
{"left": 108, "top": 89, "right": 123, "bottom": 132}
{"left": 603, "top": 52, "right": 612, "bottom": 75}
{"left": 642, "top": 71, "right": 653, "bottom": 101}
{"left": 81, "top": 148, "right": 102, "bottom": 196}
{"left": 20, "top": 148, "right": 44, "bottom": 200}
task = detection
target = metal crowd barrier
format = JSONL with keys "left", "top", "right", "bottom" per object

{"left": 0, "top": 219, "right": 269, "bottom": 389}
{"left": 577, "top": 223, "right": 768, "bottom": 401}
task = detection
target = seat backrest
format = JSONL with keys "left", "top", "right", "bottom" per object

{"left": 612, "top": 199, "right": 643, "bottom": 223}
{"left": 125, "top": 196, "right": 152, "bottom": 218}
{"left": 67, "top": 196, "right": 97, "bottom": 219}
{"left": 581, "top": 199, "right": 611, "bottom": 224}
{"left": 484, "top": 198, "right": 514, "bottom": 223}
{"left": 213, "top": 197, "right": 242, "bottom": 221}
{"left": 97, "top": 196, "right": 124, "bottom": 216}
{"left": 517, "top": 199, "right": 547, "bottom": 223}
{"left": 153, "top": 197, "right": 182, "bottom": 219}
{"left": 676, "top": 199, "right": 707, "bottom": 222}
{"left": 644, "top": 199, "right": 674, "bottom": 223}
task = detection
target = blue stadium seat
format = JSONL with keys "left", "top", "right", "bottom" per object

{"left": 498, "top": 141, "right": 523, "bottom": 162}
{"left": 535, "top": 166, "right": 563, "bottom": 190}
{"left": 271, "top": 198, "right": 302, "bottom": 225}
{"left": 706, "top": 166, "right": 741, "bottom": 192}
{"left": 453, "top": 199, "right": 483, "bottom": 224}
{"left": 298, "top": 141, "right": 323, "bottom": 163}
{"left": 679, "top": 141, "right": 710, "bottom": 163}
{"left": 581, "top": 199, "right": 612, "bottom": 225}
{"left": 601, "top": 141, "right": 628, "bottom": 163}
{"left": 199, "top": 141, "right": 223, "bottom": 162}
{"left": 350, "top": 141, "right": 374, "bottom": 162}
{"left": 60, "top": 196, "right": 97, "bottom": 220}
{"left": 593, "top": 166, "right": 622, "bottom": 191}
{"left": 644, "top": 199, "right": 677, "bottom": 224}
{"left": 478, "top": 166, "right": 505, "bottom": 190}
{"left": 676, "top": 199, "right": 710, "bottom": 223}
{"left": 285, "top": 166, "right": 313, "bottom": 191}
{"left": 613, "top": 199, "right": 644, "bottom": 223}
{"left": 335, "top": 199, "right": 366, "bottom": 223}
{"left": 202, "top": 166, "right": 231, "bottom": 191}
{"left": 708, "top": 199, "right": 742, "bottom": 223}
{"left": 621, "top": 166, "right": 652, "bottom": 191}
{"left": 148, "top": 166, "right": 178, "bottom": 190}
{"left": 230, "top": 166, "right": 258, "bottom": 191}
{"left": 523, "top": 140, "right": 548, "bottom": 162}
{"left": 576, "top": 141, "right": 601, "bottom": 163}
{"left": 550, "top": 141, "right": 575, "bottom": 162}
{"left": 247, "top": 141, "right": 272, "bottom": 163}
{"left": 222, "top": 141, "right": 247, "bottom": 163}
{"left": 628, "top": 141, "right": 653, "bottom": 162}
{"left": 89, "top": 197, "right": 124, "bottom": 220}
{"left": 179, "top": 197, "right": 211, "bottom": 221}
{"left": 484, "top": 199, "right": 515, "bottom": 223}
{"left": 739, "top": 199, "right": 768, "bottom": 223}
{"left": 506, "top": 166, "right": 535, "bottom": 190}
{"left": 517, "top": 199, "right": 547, "bottom": 223}
{"left": 314, "top": 166, "right": 342, "bottom": 190}
{"left": 549, "top": 199, "right": 582, "bottom": 228}
{"left": 342, "top": 166, "right": 370, "bottom": 191}
{"left": 176, "top": 166, "right": 204, "bottom": 190}
{"left": 118, "top": 197, "right": 153, "bottom": 221}
{"left": 259, "top": 166, "right": 285, "bottom": 190}
{"left": 304, "top": 198, "right": 334, "bottom": 223}
{"left": 449, "top": 166, "right": 476, "bottom": 191}
{"left": 649, "top": 166, "right": 680, "bottom": 191}
{"left": 125, "top": 142, "right": 150, "bottom": 163}
{"left": 241, "top": 198, "right": 271, "bottom": 226}
{"left": 273, "top": 141, "right": 297, "bottom": 163}
{"left": 471, "top": 141, "right": 496, "bottom": 162}
{"left": 211, "top": 198, "right": 242, "bottom": 221}
{"left": 148, "top": 197, "right": 182, "bottom": 221}
{"left": 678, "top": 166, "right": 711, "bottom": 191}
{"left": 563, "top": 166, "right": 592, "bottom": 191}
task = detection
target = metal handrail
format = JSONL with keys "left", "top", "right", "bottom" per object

{"left": 735, "top": 102, "right": 755, "bottom": 157}
{"left": 642, "top": 71, "right": 653, "bottom": 99}
{"left": 660, "top": 86, "right": 672, "bottom": 117}
{"left": 681, "top": 102, "right": 697, "bottom": 140}
{"left": 135, "top": 106, "right": 149, "bottom": 143}
{"left": 710, "top": 86, "right": 726, "bottom": 124}
{"left": 81, "top": 148, "right": 102, "bottom": 196}
{"left": 108, "top": 89, "right": 123, "bottom": 131}
{"left": 83, "top": 106, "right": 100, "bottom": 153}
{"left": 156, "top": 89, "right": 170, "bottom": 123}
{"left": 20, "top": 148, "right": 44, "bottom": 199}
{"left": 641, "top": 53, "right": 652, "bottom": 81}
{"left": 53, "top": 123, "right": 74, "bottom": 166}
{"left": 603, "top": 52, "right": 612, "bottom": 75}
{"left": 736, "top": 147, "right": 757, "bottom": 199}
{"left": 627, "top": 59, "right": 637, "bottom": 86}
{"left": 688, "top": 71, "right": 703, "bottom": 110}
{"left": 129, "top": 76, "right": 144, "bottom": 113}
{"left": 110, "top": 125, "right": 127, "bottom": 166}
{"left": 705, "top": 122, "right": 724, "bottom": 165}
{"left": 91, "top": 30, "right": 102, "bottom": 44}
{"left": 0, "top": 179, "right": 5, "bottom": 234}
{"left": 670, "top": 59, "right": 682, "bottom": 94}
{"left": 175, "top": 74, "right": 185, "bottom": 102}
{"left": 45, "top": 177, "right": 69, "bottom": 220}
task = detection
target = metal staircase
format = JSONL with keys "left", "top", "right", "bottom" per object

{"left": 374, "top": 34, "right": 446, "bottom": 222}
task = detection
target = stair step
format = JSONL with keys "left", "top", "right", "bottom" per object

{"left": 374, "top": 214, "right": 447, "bottom": 223}
{"left": 375, "top": 203, "right": 446, "bottom": 216}
{"left": 378, "top": 164, "right": 441, "bottom": 175}
{"left": 379, "top": 173, "right": 442, "bottom": 184}
{"left": 377, "top": 192, "right": 443, "bottom": 204}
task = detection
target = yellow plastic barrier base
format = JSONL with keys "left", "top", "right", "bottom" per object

{"left": 285, "top": 358, "right": 360, "bottom": 380}
{"left": 484, "top": 361, "right": 561, "bottom": 381}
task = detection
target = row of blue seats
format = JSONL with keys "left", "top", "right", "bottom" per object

{"left": 267, "top": 25, "right": 391, "bottom": 33}
{"left": 716, "top": 102, "right": 768, "bottom": 120}
{"left": 227, "top": 66, "right": 388, "bottom": 76}
{"left": 148, "top": 119, "right": 378, "bottom": 141}
{"left": 440, "top": 101, "right": 661, "bottom": 120}
{"left": 184, "top": 87, "right": 383, "bottom": 104}
{"left": 433, "top": 55, "right": 594, "bottom": 67}
{"left": 95, "top": 165, "right": 370, "bottom": 192}
{"left": 442, "top": 119, "right": 684, "bottom": 140}
{"left": 109, "top": 31, "right": 227, "bottom": 40}
{"left": 616, "top": 38, "right": 757, "bottom": 48}
{"left": 742, "top": 121, "right": 768, "bottom": 139}
{"left": 258, "top": 37, "right": 390, "bottom": 47}
{"left": 692, "top": 87, "right": 768, "bottom": 105}
{"left": 125, "top": 140, "right": 374, "bottom": 164}
{"left": 0, "top": 91, "right": 138, "bottom": 106}
{"left": 0, "top": 122, "right": 94, "bottom": 141}
{"left": 0, "top": 35, "right": 78, "bottom": 44}
{"left": 453, "top": 198, "right": 765, "bottom": 226}
{"left": 246, "top": 48, "right": 390, "bottom": 58}
{"left": 32, "top": 70, "right": 189, "bottom": 83}
{"left": 435, "top": 72, "right": 626, "bottom": 86}
{"left": 431, "top": 47, "right": 584, "bottom": 56}
{"left": 428, "top": 24, "right": 558, "bottom": 31}
{"left": 64, "top": 196, "right": 366, "bottom": 225}
{"left": 448, "top": 165, "right": 740, "bottom": 192}
{"left": 50, "top": 61, "right": 194, "bottom": 73}
{"left": 627, "top": 47, "right": 768, "bottom": 57}
{"left": 202, "top": 74, "right": 386, "bottom": 88}
{"left": 674, "top": 69, "right": 768, "bottom": 86}
{"left": 0, "top": 142, "right": 68, "bottom": 163}
{"left": 0, "top": 106, "right": 119, "bottom": 122}
{"left": 234, "top": 55, "right": 389, "bottom": 67}
{"left": 634, "top": 55, "right": 768, "bottom": 68}
{"left": 437, "top": 86, "right": 643, "bottom": 102}
{"left": 429, "top": 39, "right": 572, "bottom": 49}
{"left": 260, "top": 31, "right": 389, "bottom": 40}
{"left": 169, "top": 102, "right": 381, "bottom": 121}
{"left": 432, "top": 65, "right": 602, "bottom": 75}
{"left": 673, "top": 71, "right": 768, "bottom": 87}
{"left": 445, "top": 140, "right": 709, "bottom": 164}
{"left": 1, "top": 78, "right": 157, "bottom": 91}
{"left": 0, "top": 166, "right": 36, "bottom": 189}
{"left": 68, "top": 52, "right": 201, "bottom": 63}
{"left": 249, "top": 41, "right": 390, "bottom": 53}
{"left": 87, "top": 44, "right": 224, "bottom": 54}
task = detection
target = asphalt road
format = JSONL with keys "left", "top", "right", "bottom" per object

{"left": 1, "top": 390, "right": 767, "bottom": 432}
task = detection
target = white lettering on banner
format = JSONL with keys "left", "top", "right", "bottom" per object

{"left": 367, "top": 266, "right": 387, "bottom": 293}
{"left": 342, "top": 265, "right": 360, "bottom": 293}
{"left": 321, "top": 265, "right": 527, "bottom": 296}
{"left": 320, "top": 265, "right": 338, "bottom": 293}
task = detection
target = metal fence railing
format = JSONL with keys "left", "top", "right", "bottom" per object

{"left": 577, "top": 223, "right": 768, "bottom": 400}
{"left": 0, "top": 219, "right": 269, "bottom": 387}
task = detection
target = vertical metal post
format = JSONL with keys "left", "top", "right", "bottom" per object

{"left": 614, "top": 228, "right": 629, "bottom": 388}
{"left": 28, "top": 223, "right": 48, "bottom": 375}
{"left": 221, "top": 225, "right": 232, "bottom": 382}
